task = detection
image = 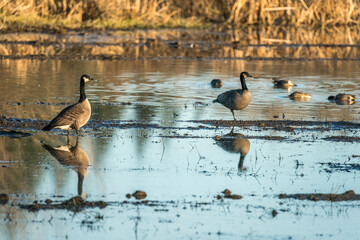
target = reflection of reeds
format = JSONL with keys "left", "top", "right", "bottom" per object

{"left": 0, "top": 0, "right": 359, "bottom": 28}
{"left": 0, "top": 27, "right": 359, "bottom": 60}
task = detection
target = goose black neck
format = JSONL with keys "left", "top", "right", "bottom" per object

{"left": 79, "top": 80, "right": 86, "bottom": 102}
{"left": 240, "top": 74, "right": 248, "bottom": 90}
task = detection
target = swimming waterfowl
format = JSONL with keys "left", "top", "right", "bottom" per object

{"left": 288, "top": 92, "right": 311, "bottom": 101}
{"left": 42, "top": 141, "right": 90, "bottom": 196}
{"left": 215, "top": 129, "right": 250, "bottom": 173}
{"left": 211, "top": 79, "right": 223, "bottom": 88}
{"left": 213, "top": 72, "right": 252, "bottom": 120}
{"left": 42, "top": 74, "right": 93, "bottom": 139}
{"left": 328, "top": 93, "right": 356, "bottom": 105}
{"left": 273, "top": 77, "right": 296, "bottom": 88}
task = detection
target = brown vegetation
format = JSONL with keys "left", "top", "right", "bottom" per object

{"left": 0, "top": 0, "right": 359, "bottom": 31}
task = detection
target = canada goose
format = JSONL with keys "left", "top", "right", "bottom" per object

{"left": 288, "top": 92, "right": 311, "bottom": 101}
{"left": 213, "top": 72, "right": 252, "bottom": 120}
{"left": 42, "top": 74, "right": 94, "bottom": 139}
{"left": 215, "top": 129, "right": 250, "bottom": 173}
{"left": 42, "top": 141, "right": 90, "bottom": 196}
{"left": 328, "top": 93, "right": 355, "bottom": 105}
{"left": 211, "top": 79, "right": 223, "bottom": 88}
{"left": 273, "top": 77, "right": 296, "bottom": 88}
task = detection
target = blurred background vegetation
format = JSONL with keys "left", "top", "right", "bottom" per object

{"left": 0, "top": 0, "right": 359, "bottom": 31}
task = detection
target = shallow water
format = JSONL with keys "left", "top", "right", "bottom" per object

{"left": 1, "top": 59, "right": 360, "bottom": 239}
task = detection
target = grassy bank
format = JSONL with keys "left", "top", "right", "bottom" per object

{"left": 0, "top": 0, "right": 359, "bottom": 32}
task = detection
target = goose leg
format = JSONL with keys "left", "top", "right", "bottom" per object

{"left": 231, "top": 110, "right": 236, "bottom": 121}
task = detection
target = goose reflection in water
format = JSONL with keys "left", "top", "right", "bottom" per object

{"left": 215, "top": 128, "right": 250, "bottom": 175}
{"left": 41, "top": 140, "right": 90, "bottom": 197}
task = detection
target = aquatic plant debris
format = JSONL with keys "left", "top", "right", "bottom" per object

{"left": 279, "top": 190, "right": 360, "bottom": 202}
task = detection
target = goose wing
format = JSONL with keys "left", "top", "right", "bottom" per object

{"left": 215, "top": 90, "right": 239, "bottom": 104}
{"left": 44, "top": 102, "right": 86, "bottom": 129}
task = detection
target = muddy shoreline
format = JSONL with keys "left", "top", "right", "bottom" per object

{"left": 2, "top": 116, "right": 360, "bottom": 142}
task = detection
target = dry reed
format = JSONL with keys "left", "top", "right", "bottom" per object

{"left": 0, "top": 0, "right": 359, "bottom": 30}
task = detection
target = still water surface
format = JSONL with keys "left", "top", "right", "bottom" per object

{"left": 1, "top": 59, "right": 360, "bottom": 239}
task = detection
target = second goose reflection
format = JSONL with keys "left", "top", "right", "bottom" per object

{"left": 41, "top": 141, "right": 90, "bottom": 197}
{"left": 215, "top": 129, "right": 250, "bottom": 175}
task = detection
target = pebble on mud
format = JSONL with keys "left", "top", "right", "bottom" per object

{"left": 272, "top": 209, "right": 278, "bottom": 217}
{"left": 218, "top": 189, "right": 243, "bottom": 200}
{"left": 222, "top": 189, "right": 232, "bottom": 197}
{"left": 132, "top": 191, "right": 147, "bottom": 200}
{"left": 0, "top": 193, "right": 9, "bottom": 204}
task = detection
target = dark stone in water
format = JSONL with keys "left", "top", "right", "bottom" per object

{"left": 0, "top": 193, "right": 9, "bottom": 204}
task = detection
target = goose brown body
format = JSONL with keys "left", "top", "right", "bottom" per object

{"left": 213, "top": 72, "right": 252, "bottom": 120}
{"left": 42, "top": 74, "right": 93, "bottom": 136}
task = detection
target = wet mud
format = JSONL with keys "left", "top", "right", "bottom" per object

{"left": 319, "top": 162, "right": 360, "bottom": 172}
{"left": 19, "top": 196, "right": 107, "bottom": 212}
{"left": 1, "top": 115, "right": 359, "bottom": 134}
{"left": 279, "top": 190, "right": 360, "bottom": 202}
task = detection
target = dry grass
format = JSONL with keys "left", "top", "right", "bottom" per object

{"left": 0, "top": 0, "right": 359, "bottom": 31}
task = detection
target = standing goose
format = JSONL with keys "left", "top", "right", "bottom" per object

{"left": 213, "top": 72, "right": 252, "bottom": 120}
{"left": 42, "top": 74, "right": 93, "bottom": 139}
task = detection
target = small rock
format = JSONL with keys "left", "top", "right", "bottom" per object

{"left": 45, "top": 199, "right": 52, "bottom": 205}
{"left": 133, "top": 190, "right": 147, "bottom": 200}
{"left": 272, "top": 209, "right": 278, "bottom": 217}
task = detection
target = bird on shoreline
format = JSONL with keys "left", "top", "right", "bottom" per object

{"left": 42, "top": 74, "right": 94, "bottom": 140}
{"left": 328, "top": 93, "right": 355, "bottom": 105}
{"left": 273, "top": 77, "right": 296, "bottom": 89}
{"left": 213, "top": 72, "right": 252, "bottom": 120}
{"left": 288, "top": 91, "right": 311, "bottom": 101}
{"left": 211, "top": 79, "right": 223, "bottom": 88}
